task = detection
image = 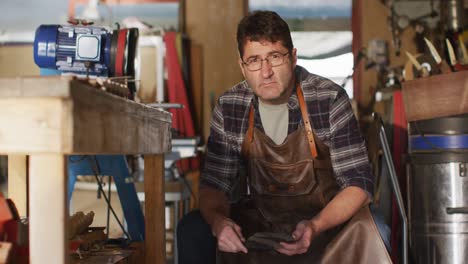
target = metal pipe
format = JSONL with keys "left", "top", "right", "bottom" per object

{"left": 447, "top": 0, "right": 464, "bottom": 31}
{"left": 375, "top": 113, "right": 408, "bottom": 264}
{"left": 146, "top": 102, "right": 183, "bottom": 109}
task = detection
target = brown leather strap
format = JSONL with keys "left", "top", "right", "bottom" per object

{"left": 246, "top": 104, "right": 255, "bottom": 143}
{"left": 297, "top": 85, "right": 318, "bottom": 158}
{"left": 245, "top": 86, "right": 317, "bottom": 158}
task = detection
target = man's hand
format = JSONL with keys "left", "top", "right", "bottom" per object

{"left": 213, "top": 217, "right": 248, "bottom": 254}
{"left": 276, "top": 186, "right": 369, "bottom": 256}
{"left": 275, "top": 220, "right": 317, "bottom": 256}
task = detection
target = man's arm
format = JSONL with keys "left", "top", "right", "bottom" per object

{"left": 199, "top": 185, "right": 230, "bottom": 228}
{"left": 198, "top": 99, "right": 248, "bottom": 253}
{"left": 276, "top": 186, "right": 369, "bottom": 255}
{"left": 199, "top": 186, "right": 248, "bottom": 253}
{"left": 308, "top": 186, "right": 370, "bottom": 233}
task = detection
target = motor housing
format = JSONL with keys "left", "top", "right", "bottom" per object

{"left": 34, "top": 24, "right": 138, "bottom": 78}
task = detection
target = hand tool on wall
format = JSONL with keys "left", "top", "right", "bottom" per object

{"left": 446, "top": 38, "right": 457, "bottom": 66}
{"left": 405, "top": 51, "right": 430, "bottom": 78}
{"left": 458, "top": 35, "right": 468, "bottom": 65}
{"left": 446, "top": 38, "right": 468, "bottom": 71}
{"left": 423, "top": 37, "right": 452, "bottom": 73}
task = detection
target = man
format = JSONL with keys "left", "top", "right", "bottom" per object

{"left": 178, "top": 11, "right": 391, "bottom": 263}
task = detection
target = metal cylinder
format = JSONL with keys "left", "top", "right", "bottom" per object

{"left": 408, "top": 153, "right": 468, "bottom": 264}
{"left": 447, "top": 0, "right": 465, "bottom": 31}
{"left": 408, "top": 115, "right": 468, "bottom": 264}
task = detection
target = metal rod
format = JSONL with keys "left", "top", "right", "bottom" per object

{"left": 446, "top": 207, "right": 468, "bottom": 214}
{"left": 146, "top": 103, "right": 184, "bottom": 109}
{"left": 375, "top": 113, "right": 408, "bottom": 264}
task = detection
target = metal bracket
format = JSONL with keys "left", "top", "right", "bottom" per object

{"left": 459, "top": 163, "right": 466, "bottom": 177}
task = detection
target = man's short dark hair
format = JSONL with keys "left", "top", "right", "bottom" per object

{"left": 237, "top": 11, "right": 293, "bottom": 59}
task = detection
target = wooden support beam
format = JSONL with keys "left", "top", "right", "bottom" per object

{"left": 7, "top": 155, "right": 28, "bottom": 217}
{"left": 0, "top": 77, "right": 172, "bottom": 155}
{"left": 144, "top": 154, "right": 165, "bottom": 264}
{"left": 185, "top": 0, "right": 248, "bottom": 140}
{"left": 29, "top": 154, "right": 68, "bottom": 264}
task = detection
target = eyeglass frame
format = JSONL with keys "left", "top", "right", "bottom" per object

{"left": 241, "top": 51, "right": 291, "bottom": 71}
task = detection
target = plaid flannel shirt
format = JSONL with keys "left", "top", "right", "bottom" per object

{"left": 201, "top": 65, "right": 373, "bottom": 199}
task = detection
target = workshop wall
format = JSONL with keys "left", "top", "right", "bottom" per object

{"left": 354, "top": 0, "right": 418, "bottom": 116}
{"left": 185, "top": 0, "right": 248, "bottom": 140}
{"left": 0, "top": 45, "right": 39, "bottom": 77}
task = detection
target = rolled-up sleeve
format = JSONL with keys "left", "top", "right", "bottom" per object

{"left": 328, "top": 89, "right": 374, "bottom": 197}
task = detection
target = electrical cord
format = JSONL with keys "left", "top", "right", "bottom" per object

{"left": 179, "top": 171, "right": 197, "bottom": 207}
{"left": 87, "top": 157, "right": 113, "bottom": 241}
{"left": 86, "top": 156, "right": 133, "bottom": 241}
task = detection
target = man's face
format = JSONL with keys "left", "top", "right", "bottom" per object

{"left": 239, "top": 40, "right": 297, "bottom": 105}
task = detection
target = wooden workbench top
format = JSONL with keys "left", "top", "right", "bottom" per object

{"left": 0, "top": 76, "right": 172, "bottom": 155}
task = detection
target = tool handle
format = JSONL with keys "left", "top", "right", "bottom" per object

{"left": 446, "top": 207, "right": 468, "bottom": 214}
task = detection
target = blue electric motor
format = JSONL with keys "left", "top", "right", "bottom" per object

{"left": 34, "top": 24, "right": 138, "bottom": 78}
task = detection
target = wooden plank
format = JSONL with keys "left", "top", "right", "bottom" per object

{"left": 0, "top": 98, "right": 71, "bottom": 154}
{"left": 189, "top": 44, "right": 203, "bottom": 135}
{"left": 29, "top": 154, "right": 68, "bottom": 264}
{"left": 137, "top": 45, "right": 158, "bottom": 103}
{"left": 7, "top": 155, "right": 28, "bottom": 217}
{"left": 144, "top": 154, "right": 165, "bottom": 264}
{"left": 0, "top": 76, "right": 73, "bottom": 97}
{"left": 0, "top": 77, "right": 172, "bottom": 155}
{"left": 185, "top": 0, "right": 247, "bottom": 140}
{"left": 402, "top": 71, "right": 468, "bottom": 121}
{"left": 70, "top": 80, "right": 172, "bottom": 154}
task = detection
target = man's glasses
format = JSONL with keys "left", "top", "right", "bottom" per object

{"left": 242, "top": 51, "right": 290, "bottom": 71}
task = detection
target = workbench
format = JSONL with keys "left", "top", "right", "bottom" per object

{"left": 0, "top": 77, "right": 172, "bottom": 264}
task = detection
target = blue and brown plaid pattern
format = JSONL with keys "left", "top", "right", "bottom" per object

{"left": 201, "top": 66, "right": 373, "bottom": 199}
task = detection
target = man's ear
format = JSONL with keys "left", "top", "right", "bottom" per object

{"left": 292, "top": 48, "right": 297, "bottom": 68}
{"left": 239, "top": 58, "right": 247, "bottom": 78}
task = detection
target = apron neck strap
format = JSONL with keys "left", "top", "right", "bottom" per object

{"left": 296, "top": 83, "right": 318, "bottom": 158}
{"left": 246, "top": 104, "right": 255, "bottom": 143}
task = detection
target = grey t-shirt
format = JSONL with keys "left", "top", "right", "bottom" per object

{"left": 258, "top": 99, "right": 289, "bottom": 145}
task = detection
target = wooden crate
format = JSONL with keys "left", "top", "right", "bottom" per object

{"left": 402, "top": 71, "right": 468, "bottom": 121}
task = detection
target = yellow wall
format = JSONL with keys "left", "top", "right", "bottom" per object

{"left": 0, "top": 45, "right": 40, "bottom": 77}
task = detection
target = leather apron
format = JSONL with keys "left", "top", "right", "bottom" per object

{"left": 218, "top": 85, "right": 392, "bottom": 264}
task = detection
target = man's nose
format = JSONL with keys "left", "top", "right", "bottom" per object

{"left": 261, "top": 59, "right": 273, "bottom": 78}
